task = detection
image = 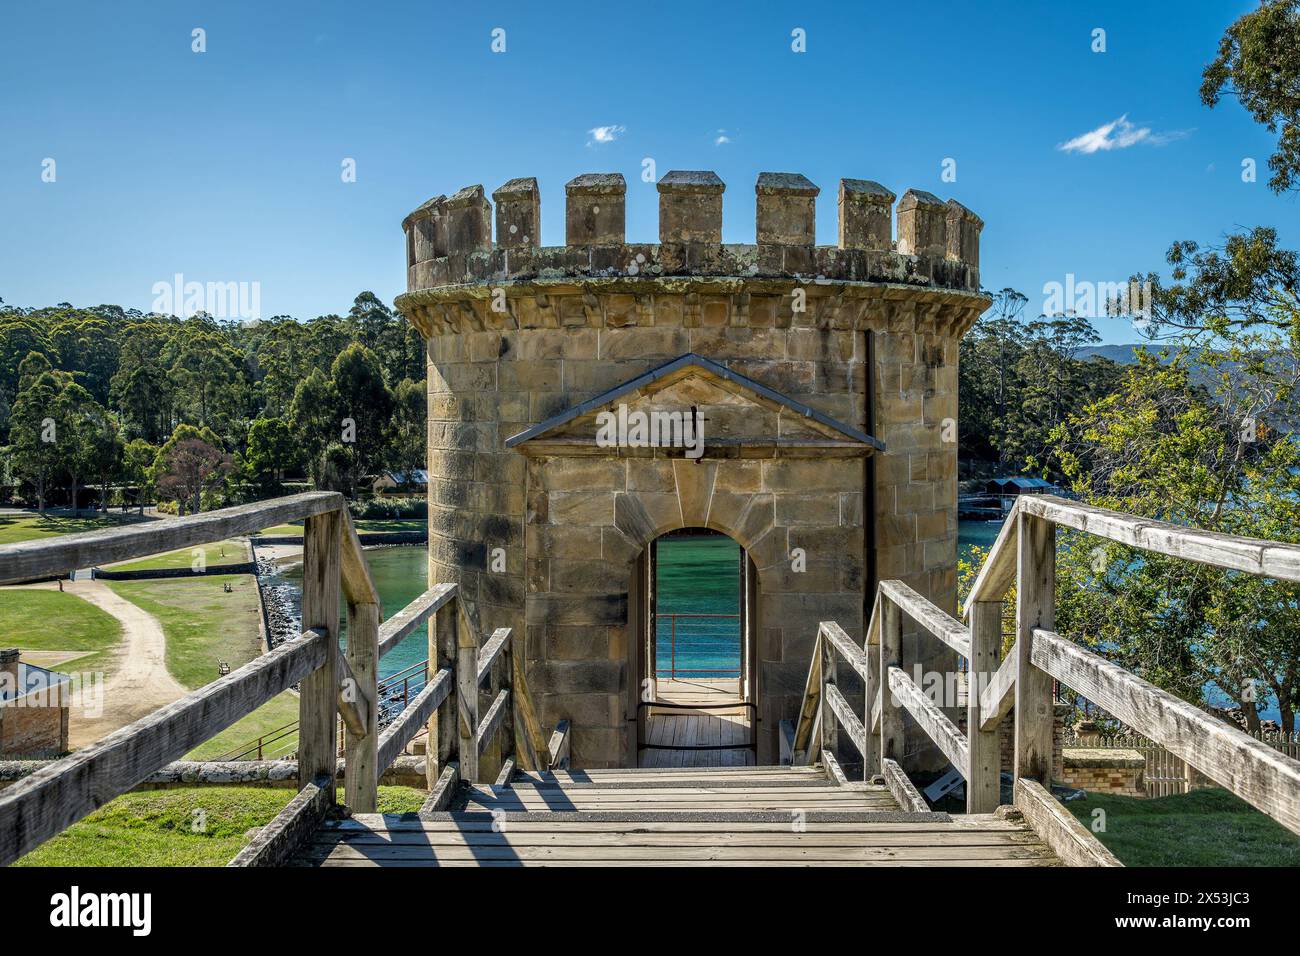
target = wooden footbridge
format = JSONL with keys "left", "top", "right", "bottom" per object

{"left": 2, "top": 492, "right": 1298, "bottom": 867}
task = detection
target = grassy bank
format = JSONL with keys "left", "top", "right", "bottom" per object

{"left": 0, "top": 587, "right": 123, "bottom": 676}
{"left": 102, "top": 572, "right": 295, "bottom": 759}
{"left": 1065, "top": 788, "right": 1300, "bottom": 866}
{"left": 104, "top": 574, "right": 262, "bottom": 689}
{"left": 0, "top": 510, "right": 140, "bottom": 546}
{"left": 107, "top": 539, "right": 251, "bottom": 572}
{"left": 186, "top": 692, "right": 301, "bottom": 760}
{"left": 14, "top": 785, "right": 427, "bottom": 866}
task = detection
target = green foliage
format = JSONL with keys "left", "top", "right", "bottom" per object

{"left": 350, "top": 496, "right": 428, "bottom": 520}
{"left": 1134, "top": 227, "right": 1300, "bottom": 341}
{"left": 1202, "top": 0, "right": 1300, "bottom": 194}
{"left": 0, "top": 291, "right": 425, "bottom": 508}
{"left": 151, "top": 424, "right": 231, "bottom": 513}
{"left": 244, "top": 416, "right": 299, "bottom": 490}
{"left": 1047, "top": 344, "right": 1300, "bottom": 731}
{"left": 958, "top": 289, "right": 1123, "bottom": 478}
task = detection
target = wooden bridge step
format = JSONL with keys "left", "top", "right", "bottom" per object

{"left": 298, "top": 815, "right": 1058, "bottom": 867}
{"left": 456, "top": 783, "right": 897, "bottom": 813}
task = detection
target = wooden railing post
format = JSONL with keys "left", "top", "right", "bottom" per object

{"left": 1014, "top": 512, "right": 1056, "bottom": 786}
{"left": 299, "top": 510, "right": 342, "bottom": 799}
{"left": 456, "top": 601, "right": 480, "bottom": 784}
{"left": 880, "top": 596, "right": 905, "bottom": 765}
{"left": 967, "top": 600, "right": 1002, "bottom": 813}
{"left": 344, "top": 601, "right": 380, "bottom": 812}
{"left": 500, "top": 630, "right": 517, "bottom": 772}
{"left": 819, "top": 632, "right": 839, "bottom": 762}
{"left": 510, "top": 636, "right": 545, "bottom": 772}
{"left": 427, "top": 598, "right": 457, "bottom": 786}
{"left": 481, "top": 629, "right": 504, "bottom": 782}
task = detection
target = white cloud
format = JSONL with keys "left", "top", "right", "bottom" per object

{"left": 1057, "top": 114, "right": 1190, "bottom": 154}
{"left": 587, "top": 124, "right": 626, "bottom": 147}
{"left": 714, "top": 128, "right": 732, "bottom": 146}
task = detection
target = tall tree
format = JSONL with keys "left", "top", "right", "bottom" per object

{"left": 244, "top": 416, "right": 299, "bottom": 491}
{"left": 387, "top": 377, "right": 428, "bottom": 477}
{"left": 328, "top": 343, "right": 395, "bottom": 494}
{"left": 8, "top": 367, "right": 65, "bottom": 512}
{"left": 1049, "top": 349, "right": 1300, "bottom": 731}
{"left": 156, "top": 435, "right": 233, "bottom": 515}
{"left": 1202, "top": 0, "right": 1300, "bottom": 194}
{"left": 55, "top": 379, "right": 106, "bottom": 513}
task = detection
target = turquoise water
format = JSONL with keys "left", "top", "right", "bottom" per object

{"left": 959, "top": 518, "right": 1002, "bottom": 564}
{"left": 653, "top": 535, "right": 742, "bottom": 678}
{"left": 266, "top": 547, "right": 431, "bottom": 683}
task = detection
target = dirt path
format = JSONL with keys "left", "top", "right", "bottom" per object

{"left": 21, "top": 580, "right": 188, "bottom": 748}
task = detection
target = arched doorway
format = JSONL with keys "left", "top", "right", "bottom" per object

{"left": 634, "top": 528, "right": 757, "bottom": 767}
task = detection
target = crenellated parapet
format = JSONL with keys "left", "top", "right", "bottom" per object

{"left": 398, "top": 170, "right": 984, "bottom": 301}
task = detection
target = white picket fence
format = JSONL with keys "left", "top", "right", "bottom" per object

{"left": 1065, "top": 731, "right": 1300, "bottom": 798}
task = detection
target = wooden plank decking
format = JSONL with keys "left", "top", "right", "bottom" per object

{"left": 640, "top": 710, "right": 754, "bottom": 767}
{"left": 298, "top": 765, "right": 1061, "bottom": 867}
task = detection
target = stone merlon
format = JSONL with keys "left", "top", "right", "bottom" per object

{"left": 657, "top": 170, "right": 725, "bottom": 244}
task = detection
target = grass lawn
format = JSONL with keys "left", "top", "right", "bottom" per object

{"left": 252, "top": 518, "right": 425, "bottom": 537}
{"left": 107, "top": 539, "right": 251, "bottom": 572}
{"left": 14, "top": 785, "right": 427, "bottom": 866}
{"left": 1065, "top": 788, "right": 1300, "bottom": 866}
{"left": 187, "top": 692, "right": 302, "bottom": 760}
{"left": 104, "top": 575, "right": 262, "bottom": 690}
{"left": 0, "top": 510, "right": 140, "bottom": 546}
{"left": 0, "top": 588, "right": 123, "bottom": 677}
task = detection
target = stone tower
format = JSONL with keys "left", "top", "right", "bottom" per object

{"left": 395, "top": 171, "right": 988, "bottom": 769}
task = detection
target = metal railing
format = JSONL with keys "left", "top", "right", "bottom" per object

{"left": 212, "top": 657, "right": 434, "bottom": 762}
{"left": 654, "top": 612, "right": 742, "bottom": 679}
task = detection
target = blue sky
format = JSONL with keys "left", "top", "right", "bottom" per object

{"left": 0, "top": 0, "right": 1294, "bottom": 344}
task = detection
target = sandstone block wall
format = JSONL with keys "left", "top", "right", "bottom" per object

{"left": 397, "top": 170, "right": 988, "bottom": 768}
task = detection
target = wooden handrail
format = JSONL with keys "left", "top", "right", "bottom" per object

{"left": 1020, "top": 494, "right": 1300, "bottom": 583}
{"left": 548, "top": 720, "right": 572, "bottom": 770}
{"left": 961, "top": 506, "right": 1019, "bottom": 613}
{"left": 378, "top": 583, "right": 457, "bottom": 658}
{"left": 0, "top": 627, "right": 329, "bottom": 866}
{"left": 887, "top": 666, "right": 969, "bottom": 777}
{"left": 782, "top": 491, "right": 1300, "bottom": 846}
{"left": 0, "top": 491, "right": 572, "bottom": 862}
{"left": 790, "top": 581, "right": 980, "bottom": 809}
{"left": 790, "top": 629, "right": 824, "bottom": 763}
{"left": 977, "top": 641, "right": 1017, "bottom": 731}
{"left": 819, "top": 621, "right": 870, "bottom": 681}
{"left": 0, "top": 491, "right": 344, "bottom": 586}
{"left": 1032, "top": 628, "right": 1300, "bottom": 836}
{"left": 823, "top": 684, "right": 867, "bottom": 757}
{"left": 879, "top": 580, "right": 971, "bottom": 659}
{"left": 377, "top": 668, "right": 453, "bottom": 773}
{"left": 339, "top": 510, "right": 380, "bottom": 608}
{"left": 476, "top": 628, "right": 511, "bottom": 684}
{"left": 476, "top": 689, "right": 510, "bottom": 753}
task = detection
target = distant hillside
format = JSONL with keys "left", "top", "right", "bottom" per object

{"left": 1076, "top": 344, "right": 1298, "bottom": 432}
{"left": 1076, "top": 344, "right": 1146, "bottom": 364}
